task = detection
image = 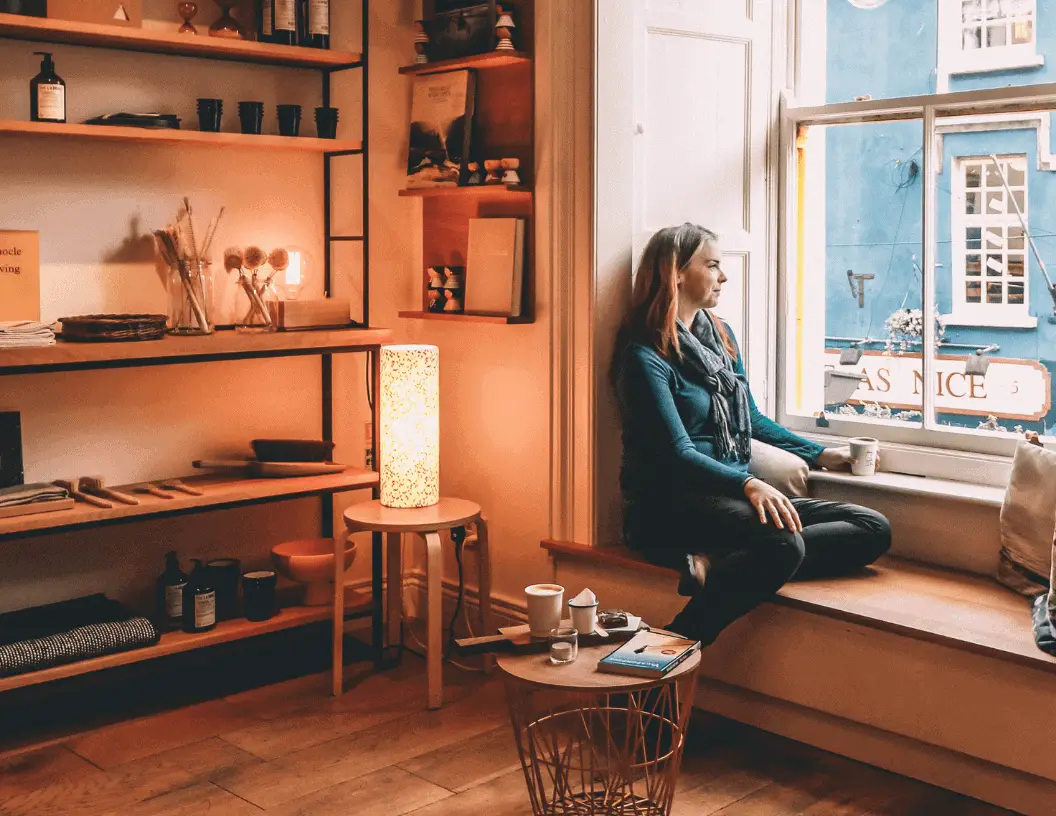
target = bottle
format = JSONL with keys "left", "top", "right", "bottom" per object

{"left": 30, "top": 52, "right": 66, "bottom": 124}
{"left": 306, "top": 0, "right": 329, "bottom": 49}
{"left": 272, "top": 0, "right": 298, "bottom": 46}
{"left": 155, "top": 551, "right": 189, "bottom": 631}
{"left": 258, "top": 0, "right": 274, "bottom": 43}
{"left": 183, "top": 559, "right": 217, "bottom": 633}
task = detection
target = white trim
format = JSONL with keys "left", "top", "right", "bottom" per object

{"left": 937, "top": 0, "right": 1041, "bottom": 94}
{"left": 942, "top": 311, "right": 1038, "bottom": 327}
{"left": 934, "top": 112, "right": 1056, "bottom": 172}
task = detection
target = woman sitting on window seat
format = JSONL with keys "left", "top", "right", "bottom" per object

{"left": 615, "top": 223, "right": 892, "bottom": 645}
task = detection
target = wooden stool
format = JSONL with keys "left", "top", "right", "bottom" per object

{"left": 342, "top": 497, "right": 493, "bottom": 708}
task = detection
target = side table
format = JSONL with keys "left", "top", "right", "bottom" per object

{"left": 497, "top": 631, "right": 700, "bottom": 815}
{"left": 341, "top": 497, "right": 493, "bottom": 708}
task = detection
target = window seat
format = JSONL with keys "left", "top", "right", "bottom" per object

{"left": 807, "top": 470, "right": 1005, "bottom": 507}
{"left": 541, "top": 540, "right": 1051, "bottom": 673}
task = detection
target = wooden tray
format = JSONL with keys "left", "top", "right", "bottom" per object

{"left": 0, "top": 497, "right": 75, "bottom": 521}
{"left": 58, "top": 314, "right": 168, "bottom": 342}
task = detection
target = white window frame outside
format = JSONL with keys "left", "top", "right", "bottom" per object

{"left": 947, "top": 153, "right": 1035, "bottom": 327}
{"left": 778, "top": 82, "right": 1056, "bottom": 486}
{"left": 937, "top": 0, "right": 1042, "bottom": 93}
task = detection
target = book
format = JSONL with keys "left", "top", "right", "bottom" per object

{"left": 597, "top": 630, "right": 700, "bottom": 679}
{"left": 406, "top": 70, "right": 476, "bottom": 189}
{"left": 464, "top": 217, "right": 525, "bottom": 316}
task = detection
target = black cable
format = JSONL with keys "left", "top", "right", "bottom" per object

{"left": 446, "top": 527, "right": 467, "bottom": 659}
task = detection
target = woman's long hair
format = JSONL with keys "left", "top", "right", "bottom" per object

{"left": 623, "top": 223, "right": 736, "bottom": 360}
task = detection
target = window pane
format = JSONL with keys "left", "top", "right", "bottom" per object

{"left": 816, "top": 0, "right": 1046, "bottom": 103}
{"left": 785, "top": 120, "right": 924, "bottom": 427}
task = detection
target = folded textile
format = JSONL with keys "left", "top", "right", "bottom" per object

{"left": 0, "top": 593, "right": 130, "bottom": 646}
{"left": 0, "top": 617, "right": 159, "bottom": 678}
{"left": 0, "top": 321, "right": 57, "bottom": 350}
{"left": 0, "top": 482, "right": 69, "bottom": 509}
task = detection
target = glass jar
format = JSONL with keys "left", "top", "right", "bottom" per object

{"left": 234, "top": 271, "right": 278, "bottom": 333}
{"left": 168, "top": 259, "right": 213, "bottom": 336}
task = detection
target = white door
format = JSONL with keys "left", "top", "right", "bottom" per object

{"left": 631, "top": 0, "right": 774, "bottom": 392}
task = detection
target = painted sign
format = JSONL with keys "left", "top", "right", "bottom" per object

{"left": 823, "top": 350, "right": 1051, "bottom": 422}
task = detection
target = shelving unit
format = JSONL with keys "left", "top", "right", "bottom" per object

{"left": 0, "top": 4, "right": 382, "bottom": 691}
{"left": 400, "top": 0, "right": 535, "bottom": 325}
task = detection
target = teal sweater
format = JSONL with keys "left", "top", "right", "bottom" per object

{"left": 616, "top": 332, "right": 824, "bottom": 508}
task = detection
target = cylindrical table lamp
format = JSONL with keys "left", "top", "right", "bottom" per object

{"left": 379, "top": 344, "right": 440, "bottom": 508}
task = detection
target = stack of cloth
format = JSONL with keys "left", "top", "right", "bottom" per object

{"left": 0, "top": 321, "right": 56, "bottom": 349}
{"left": 0, "top": 482, "right": 69, "bottom": 510}
{"left": 0, "top": 594, "right": 159, "bottom": 678}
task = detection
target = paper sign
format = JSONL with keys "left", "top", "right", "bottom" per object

{"left": 989, "top": 197, "right": 1004, "bottom": 212}
{"left": 986, "top": 232, "right": 1005, "bottom": 248}
{"left": 987, "top": 257, "right": 1005, "bottom": 273}
{"left": 0, "top": 231, "right": 40, "bottom": 322}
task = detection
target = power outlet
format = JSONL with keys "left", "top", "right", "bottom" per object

{"left": 0, "top": 411, "right": 23, "bottom": 489}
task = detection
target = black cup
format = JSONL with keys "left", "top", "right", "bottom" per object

{"left": 277, "top": 104, "right": 302, "bottom": 137}
{"left": 243, "top": 570, "right": 277, "bottom": 622}
{"left": 196, "top": 98, "right": 223, "bottom": 133}
{"left": 238, "top": 101, "right": 265, "bottom": 135}
{"left": 206, "top": 558, "right": 241, "bottom": 621}
{"left": 315, "top": 106, "right": 340, "bottom": 139}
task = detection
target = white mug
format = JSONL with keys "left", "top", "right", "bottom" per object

{"left": 848, "top": 437, "right": 879, "bottom": 476}
{"left": 525, "top": 584, "right": 564, "bottom": 637}
{"left": 568, "top": 601, "right": 598, "bottom": 637}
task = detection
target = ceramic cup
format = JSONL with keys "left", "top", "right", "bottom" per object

{"left": 525, "top": 583, "right": 564, "bottom": 638}
{"left": 849, "top": 437, "right": 879, "bottom": 476}
{"left": 315, "top": 106, "right": 340, "bottom": 139}
{"left": 568, "top": 599, "right": 598, "bottom": 637}
{"left": 243, "top": 570, "right": 277, "bottom": 621}
{"left": 196, "top": 98, "right": 223, "bottom": 133}
{"left": 238, "top": 101, "right": 264, "bottom": 135}
{"left": 277, "top": 104, "right": 302, "bottom": 137}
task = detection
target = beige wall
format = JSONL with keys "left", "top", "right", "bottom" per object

{"left": 0, "top": 1, "right": 556, "bottom": 617}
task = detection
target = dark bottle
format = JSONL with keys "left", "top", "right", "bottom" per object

{"left": 272, "top": 0, "right": 298, "bottom": 46}
{"left": 182, "top": 559, "right": 217, "bottom": 633}
{"left": 155, "top": 551, "right": 189, "bottom": 631}
{"left": 258, "top": 0, "right": 274, "bottom": 43}
{"left": 30, "top": 51, "right": 66, "bottom": 124}
{"left": 305, "top": 0, "right": 329, "bottom": 49}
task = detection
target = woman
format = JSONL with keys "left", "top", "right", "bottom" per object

{"left": 616, "top": 223, "right": 891, "bottom": 645}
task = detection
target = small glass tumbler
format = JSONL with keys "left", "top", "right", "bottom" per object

{"left": 548, "top": 627, "right": 578, "bottom": 665}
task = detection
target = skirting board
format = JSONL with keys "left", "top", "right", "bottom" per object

{"left": 698, "top": 676, "right": 1056, "bottom": 816}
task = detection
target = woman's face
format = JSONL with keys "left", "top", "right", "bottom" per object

{"left": 678, "top": 240, "right": 727, "bottom": 310}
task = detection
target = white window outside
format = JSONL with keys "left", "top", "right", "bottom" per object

{"left": 938, "top": 0, "right": 1042, "bottom": 90}
{"left": 947, "top": 154, "right": 1036, "bottom": 327}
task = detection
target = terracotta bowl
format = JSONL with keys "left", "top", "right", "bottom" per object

{"left": 271, "top": 536, "right": 357, "bottom": 606}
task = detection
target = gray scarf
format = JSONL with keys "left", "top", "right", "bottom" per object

{"left": 676, "top": 311, "right": 752, "bottom": 463}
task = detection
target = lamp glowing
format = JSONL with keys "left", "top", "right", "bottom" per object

{"left": 379, "top": 344, "right": 439, "bottom": 508}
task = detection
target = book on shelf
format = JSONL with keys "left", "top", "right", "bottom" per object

{"left": 464, "top": 217, "right": 525, "bottom": 316}
{"left": 406, "top": 69, "right": 476, "bottom": 188}
{"left": 596, "top": 630, "right": 700, "bottom": 679}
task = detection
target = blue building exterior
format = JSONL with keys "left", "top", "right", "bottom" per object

{"left": 823, "top": 0, "right": 1056, "bottom": 434}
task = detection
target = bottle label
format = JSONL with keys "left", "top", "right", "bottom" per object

{"left": 194, "top": 591, "right": 216, "bottom": 628}
{"left": 310, "top": 0, "right": 329, "bottom": 35}
{"left": 262, "top": 0, "right": 273, "bottom": 35}
{"left": 275, "top": 0, "right": 296, "bottom": 31}
{"left": 165, "top": 583, "right": 185, "bottom": 619}
{"left": 38, "top": 83, "right": 64, "bottom": 121}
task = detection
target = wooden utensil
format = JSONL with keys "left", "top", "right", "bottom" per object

{"left": 192, "top": 460, "right": 348, "bottom": 478}
{"left": 133, "top": 484, "right": 176, "bottom": 500}
{"left": 159, "top": 479, "right": 204, "bottom": 496}
{"left": 79, "top": 476, "right": 140, "bottom": 506}
{"left": 52, "top": 479, "right": 113, "bottom": 509}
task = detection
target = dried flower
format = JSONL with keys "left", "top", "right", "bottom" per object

{"left": 244, "top": 246, "right": 267, "bottom": 270}
{"left": 223, "top": 247, "right": 244, "bottom": 272}
{"left": 268, "top": 248, "right": 290, "bottom": 272}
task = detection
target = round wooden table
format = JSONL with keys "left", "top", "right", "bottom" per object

{"left": 497, "top": 631, "right": 700, "bottom": 815}
{"left": 341, "top": 498, "right": 492, "bottom": 708}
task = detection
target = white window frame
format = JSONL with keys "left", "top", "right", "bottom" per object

{"left": 948, "top": 153, "right": 1034, "bottom": 327}
{"left": 778, "top": 81, "right": 1056, "bottom": 485}
{"left": 937, "top": 0, "right": 1042, "bottom": 92}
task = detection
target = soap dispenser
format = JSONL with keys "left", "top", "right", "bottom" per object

{"left": 30, "top": 51, "right": 66, "bottom": 124}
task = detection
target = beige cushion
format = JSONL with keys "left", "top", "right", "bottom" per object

{"left": 749, "top": 439, "right": 809, "bottom": 498}
{"left": 997, "top": 441, "right": 1056, "bottom": 597}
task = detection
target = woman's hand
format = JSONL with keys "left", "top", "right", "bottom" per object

{"left": 815, "top": 447, "right": 853, "bottom": 471}
{"left": 743, "top": 478, "right": 802, "bottom": 532}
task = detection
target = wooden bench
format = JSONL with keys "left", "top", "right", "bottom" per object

{"left": 542, "top": 539, "right": 1056, "bottom": 815}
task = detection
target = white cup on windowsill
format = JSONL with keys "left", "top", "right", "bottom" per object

{"left": 849, "top": 437, "right": 880, "bottom": 477}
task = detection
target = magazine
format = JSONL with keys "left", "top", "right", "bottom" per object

{"left": 406, "top": 69, "right": 476, "bottom": 188}
{"left": 597, "top": 630, "right": 700, "bottom": 679}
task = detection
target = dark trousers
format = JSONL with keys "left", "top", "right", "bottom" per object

{"left": 640, "top": 497, "right": 891, "bottom": 645}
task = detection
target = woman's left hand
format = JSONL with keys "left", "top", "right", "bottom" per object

{"left": 816, "top": 447, "right": 854, "bottom": 471}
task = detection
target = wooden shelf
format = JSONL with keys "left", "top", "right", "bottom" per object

{"left": 398, "top": 311, "right": 532, "bottom": 325}
{"left": 0, "top": 470, "right": 379, "bottom": 540}
{"left": 0, "top": 119, "right": 361, "bottom": 153}
{"left": 0, "top": 327, "right": 391, "bottom": 375}
{"left": 399, "top": 186, "right": 531, "bottom": 198}
{"left": 398, "top": 51, "right": 531, "bottom": 75}
{"left": 0, "top": 13, "right": 362, "bottom": 69}
{"left": 0, "top": 595, "right": 371, "bottom": 693}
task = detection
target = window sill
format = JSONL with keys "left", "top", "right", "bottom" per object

{"left": 945, "top": 53, "right": 1045, "bottom": 77}
{"left": 941, "top": 312, "right": 1038, "bottom": 329}
{"left": 808, "top": 469, "right": 1005, "bottom": 508}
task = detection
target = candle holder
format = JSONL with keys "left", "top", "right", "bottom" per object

{"left": 209, "top": 0, "right": 243, "bottom": 39}
{"left": 413, "top": 20, "right": 429, "bottom": 65}
{"left": 177, "top": 1, "right": 198, "bottom": 34}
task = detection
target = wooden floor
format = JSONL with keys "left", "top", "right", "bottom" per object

{"left": 0, "top": 655, "right": 1017, "bottom": 816}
